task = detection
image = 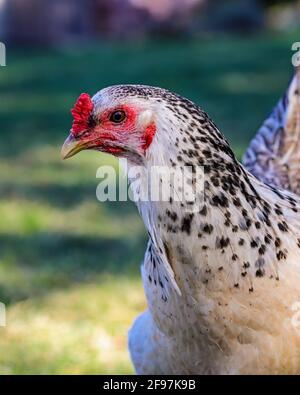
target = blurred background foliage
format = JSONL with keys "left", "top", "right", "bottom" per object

{"left": 0, "top": 0, "right": 299, "bottom": 374}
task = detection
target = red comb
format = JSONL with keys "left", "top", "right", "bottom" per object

{"left": 71, "top": 93, "right": 94, "bottom": 135}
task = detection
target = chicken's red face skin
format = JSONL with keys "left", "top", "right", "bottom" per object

{"left": 61, "top": 91, "right": 157, "bottom": 163}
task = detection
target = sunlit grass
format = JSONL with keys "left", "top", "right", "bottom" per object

{"left": 0, "top": 32, "right": 298, "bottom": 374}
{"left": 0, "top": 199, "right": 143, "bottom": 237}
{"left": 0, "top": 278, "right": 145, "bottom": 374}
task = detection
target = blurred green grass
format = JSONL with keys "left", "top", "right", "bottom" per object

{"left": 0, "top": 32, "right": 298, "bottom": 374}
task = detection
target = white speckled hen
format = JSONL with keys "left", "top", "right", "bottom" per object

{"left": 62, "top": 85, "right": 300, "bottom": 374}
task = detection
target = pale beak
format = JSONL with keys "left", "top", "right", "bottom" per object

{"left": 61, "top": 134, "right": 88, "bottom": 160}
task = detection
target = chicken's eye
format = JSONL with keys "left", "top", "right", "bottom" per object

{"left": 110, "top": 110, "right": 126, "bottom": 124}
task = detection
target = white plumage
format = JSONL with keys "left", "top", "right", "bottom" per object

{"left": 63, "top": 79, "right": 300, "bottom": 375}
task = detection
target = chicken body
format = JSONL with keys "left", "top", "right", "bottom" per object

{"left": 63, "top": 85, "right": 300, "bottom": 374}
{"left": 121, "top": 87, "right": 300, "bottom": 374}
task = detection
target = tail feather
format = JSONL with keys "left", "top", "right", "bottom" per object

{"left": 243, "top": 67, "right": 300, "bottom": 194}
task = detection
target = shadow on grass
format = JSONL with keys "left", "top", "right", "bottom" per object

{"left": 0, "top": 181, "right": 139, "bottom": 216}
{"left": 0, "top": 182, "right": 95, "bottom": 208}
{"left": 0, "top": 231, "right": 147, "bottom": 305}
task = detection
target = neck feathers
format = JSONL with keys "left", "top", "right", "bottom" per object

{"left": 130, "top": 98, "right": 300, "bottom": 295}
